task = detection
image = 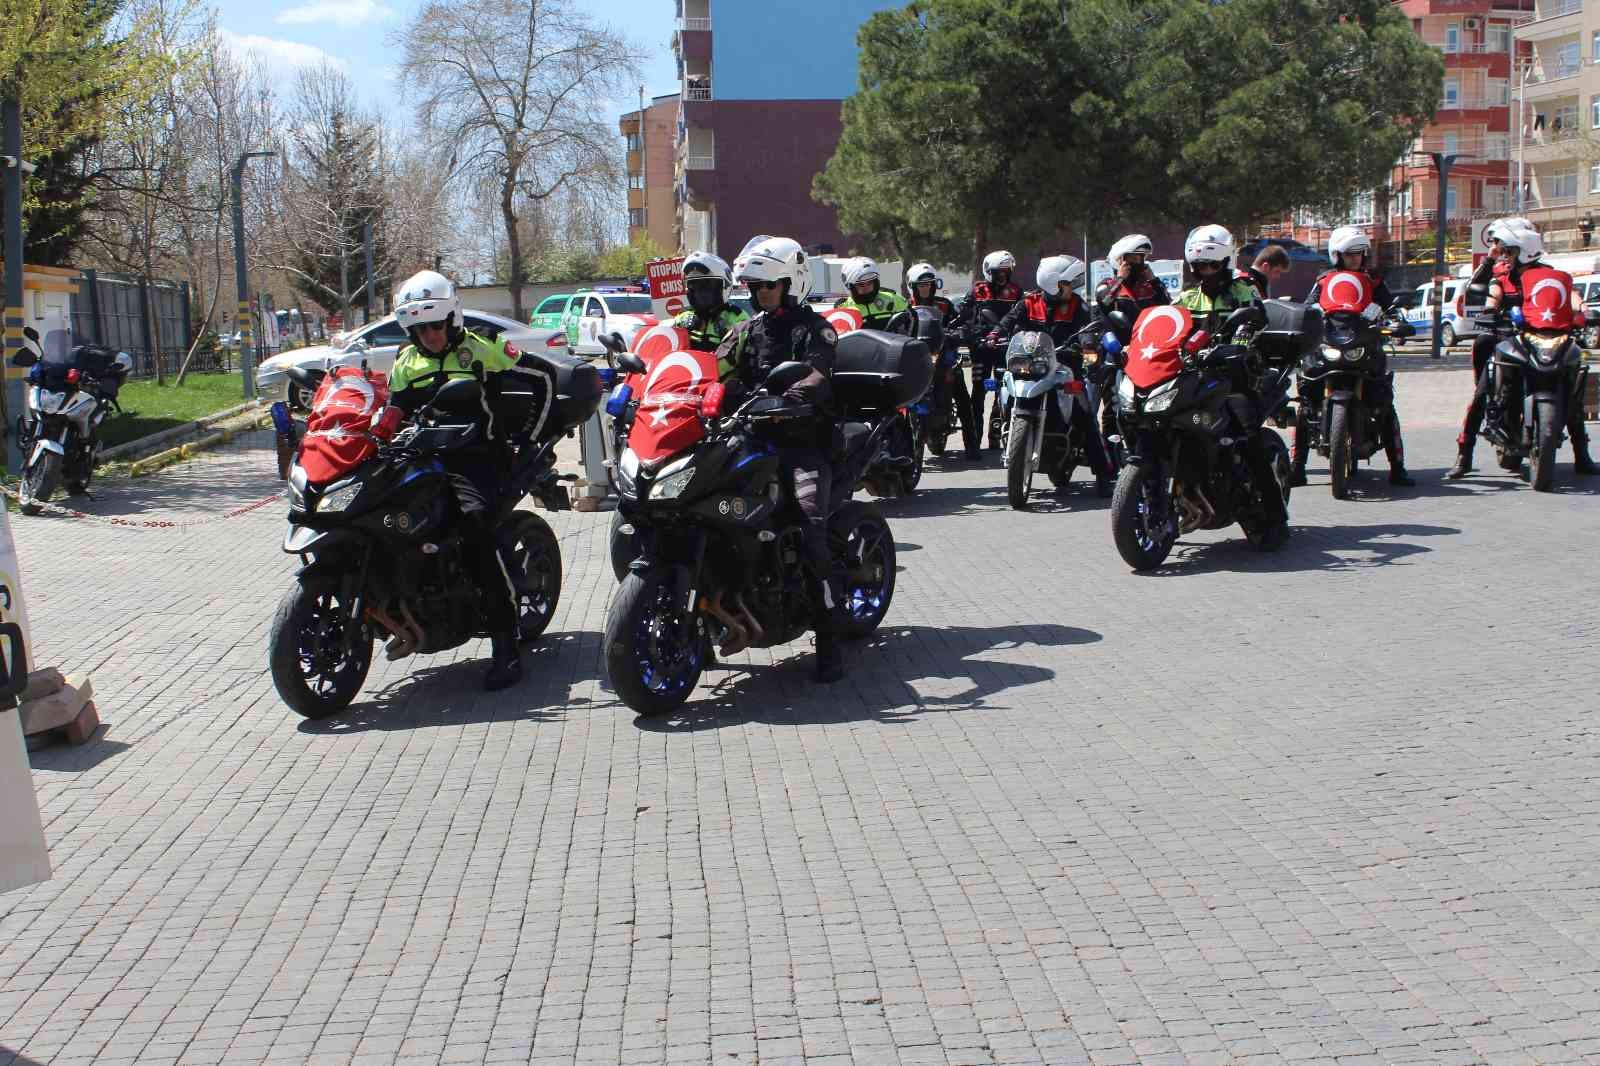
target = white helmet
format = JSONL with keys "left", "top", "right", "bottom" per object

{"left": 1036, "top": 255, "right": 1086, "bottom": 293}
{"left": 1184, "top": 224, "right": 1235, "bottom": 269}
{"left": 907, "top": 262, "right": 942, "bottom": 290}
{"left": 733, "top": 235, "right": 811, "bottom": 301}
{"left": 682, "top": 250, "right": 733, "bottom": 288}
{"left": 842, "top": 256, "right": 880, "bottom": 287}
{"left": 981, "top": 250, "right": 1016, "bottom": 280}
{"left": 1327, "top": 225, "right": 1372, "bottom": 265}
{"left": 394, "top": 270, "right": 462, "bottom": 336}
{"left": 1497, "top": 218, "right": 1544, "bottom": 262}
{"left": 1108, "top": 234, "right": 1154, "bottom": 268}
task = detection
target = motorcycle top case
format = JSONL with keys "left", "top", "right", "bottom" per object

{"left": 832, "top": 330, "right": 933, "bottom": 414}
{"left": 299, "top": 367, "right": 390, "bottom": 485}
{"left": 1255, "top": 300, "right": 1324, "bottom": 361}
{"left": 500, "top": 348, "right": 603, "bottom": 438}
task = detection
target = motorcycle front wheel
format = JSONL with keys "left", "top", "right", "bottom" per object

{"left": 268, "top": 576, "right": 374, "bottom": 719}
{"left": 609, "top": 509, "right": 639, "bottom": 582}
{"left": 1531, "top": 399, "right": 1560, "bottom": 492}
{"left": 604, "top": 565, "right": 709, "bottom": 716}
{"left": 1111, "top": 462, "right": 1178, "bottom": 571}
{"left": 1328, "top": 402, "right": 1355, "bottom": 500}
{"left": 1005, "top": 416, "right": 1034, "bottom": 509}
{"left": 19, "top": 451, "right": 61, "bottom": 516}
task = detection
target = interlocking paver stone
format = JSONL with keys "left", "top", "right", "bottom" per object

{"left": 2, "top": 378, "right": 1599, "bottom": 1063}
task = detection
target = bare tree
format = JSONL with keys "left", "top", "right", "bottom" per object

{"left": 396, "top": 0, "right": 636, "bottom": 318}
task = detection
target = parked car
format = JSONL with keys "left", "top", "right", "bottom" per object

{"left": 256, "top": 310, "right": 568, "bottom": 409}
{"left": 1573, "top": 273, "right": 1600, "bottom": 348}
{"left": 529, "top": 292, "right": 572, "bottom": 331}
{"left": 557, "top": 288, "right": 658, "bottom": 356}
{"left": 1402, "top": 277, "right": 1485, "bottom": 347}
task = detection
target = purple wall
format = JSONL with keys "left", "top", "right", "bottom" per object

{"left": 701, "top": 101, "right": 847, "bottom": 262}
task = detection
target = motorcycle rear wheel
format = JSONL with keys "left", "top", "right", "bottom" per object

{"left": 1531, "top": 400, "right": 1559, "bottom": 492}
{"left": 19, "top": 451, "right": 60, "bottom": 516}
{"left": 833, "top": 501, "right": 896, "bottom": 638}
{"left": 503, "top": 511, "right": 562, "bottom": 642}
{"left": 605, "top": 566, "right": 709, "bottom": 716}
{"left": 269, "top": 576, "right": 374, "bottom": 719}
{"left": 1111, "top": 463, "right": 1178, "bottom": 571}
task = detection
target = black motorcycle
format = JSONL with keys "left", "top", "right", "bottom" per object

{"left": 918, "top": 332, "right": 969, "bottom": 458}
{"left": 11, "top": 327, "right": 131, "bottom": 514}
{"left": 1475, "top": 307, "right": 1595, "bottom": 491}
{"left": 1106, "top": 305, "right": 1295, "bottom": 570}
{"left": 604, "top": 330, "right": 929, "bottom": 715}
{"left": 1295, "top": 307, "right": 1414, "bottom": 499}
{"left": 859, "top": 308, "right": 935, "bottom": 498}
{"left": 268, "top": 358, "right": 600, "bottom": 718}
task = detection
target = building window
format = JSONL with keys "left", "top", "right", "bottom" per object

{"left": 1592, "top": 96, "right": 1600, "bottom": 128}
{"left": 1590, "top": 164, "right": 1600, "bottom": 193}
{"left": 628, "top": 208, "right": 646, "bottom": 228}
{"left": 1443, "top": 78, "right": 1459, "bottom": 106}
{"left": 1488, "top": 185, "right": 1509, "bottom": 212}
{"left": 1556, "top": 102, "right": 1579, "bottom": 135}
{"left": 1446, "top": 184, "right": 1458, "bottom": 217}
{"left": 628, "top": 174, "right": 645, "bottom": 189}
{"left": 1558, "top": 40, "right": 1582, "bottom": 77}
{"left": 1445, "top": 23, "right": 1460, "bottom": 52}
{"left": 625, "top": 132, "right": 643, "bottom": 151}
{"left": 1489, "top": 25, "right": 1510, "bottom": 53}
{"left": 1443, "top": 131, "right": 1459, "bottom": 154}
{"left": 1552, "top": 169, "right": 1578, "bottom": 200}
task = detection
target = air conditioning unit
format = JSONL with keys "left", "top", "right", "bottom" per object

{"left": 1465, "top": 17, "right": 1481, "bottom": 29}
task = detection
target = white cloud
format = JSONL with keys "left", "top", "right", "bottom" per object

{"left": 275, "top": 0, "right": 395, "bottom": 28}
{"left": 219, "top": 29, "right": 348, "bottom": 72}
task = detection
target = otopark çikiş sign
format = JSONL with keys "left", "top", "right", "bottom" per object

{"left": 647, "top": 257, "right": 687, "bottom": 320}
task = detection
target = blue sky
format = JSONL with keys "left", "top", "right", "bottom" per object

{"left": 214, "top": 0, "right": 681, "bottom": 125}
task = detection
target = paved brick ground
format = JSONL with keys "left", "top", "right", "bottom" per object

{"left": 3, "top": 369, "right": 1599, "bottom": 1065}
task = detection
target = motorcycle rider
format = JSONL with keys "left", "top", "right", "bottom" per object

{"left": 1294, "top": 225, "right": 1414, "bottom": 487}
{"left": 1172, "top": 224, "right": 1289, "bottom": 527}
{"left": 388, "top": 270, "right": 540, "bottom": 691}
{"left": 1236, "top": 243, "right": 1291, "bottom": 301}
{"left": 907, "top": 261, "right": 980, "bottom": 459}
{"left": 1448, "top": 218, "right": 1596, "bottom": 477}
{"left": 674, "top": 251, "right": 749, "bottom": 378}
{"left": 715, "top": 236, "right": 846, "bottom": 684}
{"left": 956, "top": 250, "right": 1024, "bottom": 449}
{"left": 996, "top": 254, "right": 1114, "bottom": 495}
{"left": 834, "top": 257, "right": 908, "bottom": 331}
{"left": 1093, "top": 234, "right": 1172, "bottom": 452}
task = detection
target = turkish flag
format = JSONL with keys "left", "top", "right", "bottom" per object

{"left": 1123, "top": 306, "right": 1193, "bottom": 389}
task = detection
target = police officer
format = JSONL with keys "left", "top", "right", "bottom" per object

{"left": 834, "top": 257, "right": 908, "bottom": 330}
{"left": 716, "top": 236, "right": 846, "bottom": 683}
{"left": 1236, "top": 243, "right": 1291, "bottom": 301}
{"left": 996, "top": 254, "right": 1114, "bottom": 495}
{"left": 388, "top": 270, "right": 543, "bottom": 691}
{"left": 906, "top": 262, "right": 980, "bottom": 459}
{"left": 1093, "top": 234, "right": 1172, "bottom": 451}
{"left": 1296, "top": 226, "right": 1414, "bottom": 487}
{"left": 673, "top": 251, "right": 748, "bottom": 377}
{"left": 957, "top": 250, "right": 1024, "bottom": 449}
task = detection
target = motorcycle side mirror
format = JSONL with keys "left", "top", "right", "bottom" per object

{"left": 431, "top": 376, "right": 483, "bottom": 415}
{"left": 762, "top": 360, "right": 812, "bottom": 394}
{"left": 22, "top": 326, "right": 39, "bottom": 343}
{"left": 884, "top": 310, "right": 915, "bottom": 337}
{"left": 615, "top": 352, "right": 647, "bottom": 375}
{"left": 1100, "top": 333, "right": 1124, "bottom": 365}
{"left": 1223, "top": 305, "right": 1266, "bottom": 335}
{"left": 1104, "top": 310, "right": 1133, "bottom": 342}
{"left": 284, "top": 365, "right": 318, "bottom": 389}
{"left": 600, "top": 331, "right": 629, "bottom": 355}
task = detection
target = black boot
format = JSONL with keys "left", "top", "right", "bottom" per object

{"left": 1288, "top": 459, "right": 1308, "bottom": 489}
{"left": 1096, "top": 472, "right": 1114, "bottom": 498}
{"left": 1446, "top": 446, "right": 1474, "bottom": 479}
{"left": 812, "top": 631, "right": 844, "bottom": 684}
{"left": 1389, "top": 466, "right": 1415, "bottom": 487}
{"left": 483, "top": 633, "right": 522, "bottom": 691}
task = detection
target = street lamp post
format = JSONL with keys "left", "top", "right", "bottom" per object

{"left": 1430, "top": 152, "right": 1460, "bottom": 362}
{"left": 1515, "top": 59, "right": 1530, "bottom": 214}
{"left": 231, "top": 150, "right": 276, "bottom": 399}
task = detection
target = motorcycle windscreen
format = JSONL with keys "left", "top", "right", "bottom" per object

{"left": 1521, "top": 266, "right": 1576, "bottom": 330}
{"left": 300, "top": 367, "right": 391, "bottom": 485}
{"left": 1316, "top": 271, "right": 1374, "bottom": 315}
{"left": 624, "top": 347, "right": 720, "bottom": 463}
{"left": 1123, "top": 305, "right": 1192, "bottom": 389}
{"left": 622, "top": 323, "right": 692, "bottom": 393}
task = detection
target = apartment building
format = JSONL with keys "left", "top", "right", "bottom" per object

{"left": 620, "top": 93, "right": 681, "bottom": 251}
{"left": 670, "top": 0, "right": 899, "bottom": 259}
{"left": 1513, "top": 0, "right": 1600, "bottom": 252}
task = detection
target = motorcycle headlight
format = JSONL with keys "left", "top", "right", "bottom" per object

{"left": 650, "top": 465, "right": 695, "bottom": 501}
{"left": 37, "top": 389, "right": 66, "bottom": 413}
{"left": 1029, "top": 357, "right": 1052, "bottom": 378}
{"left": 615, "top": 448, "right": 640, "bottom": 498}
{"left": 1528, "top": 334, "right": 1565, "bottom": 365}
{"left": 1006, "top": 355, "right": 1030, "bottom": 376}
{"left": 1116, "top": 373, "right": 1136, "bottom": 409}
{"left": 1321, "top": 345, "right": 1343, "bottom": 363}
{"left": 1144, "top": 385, "right": 1179, "bottom": 413}
{"left": 316, "top": 479, "right": 362, "bottom": 513}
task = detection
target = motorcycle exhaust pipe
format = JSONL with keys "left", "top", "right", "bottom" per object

{"left": 701, "top": 592, "right": 750, "bottom": 657}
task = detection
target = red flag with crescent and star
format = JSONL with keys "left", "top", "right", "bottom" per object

{"left": 1520, "top": 266, "right": 1575, "bottom": 331}
{"left": 1315, "top": 271, "right": 1375, "bottom": 315}
{"left": 1124, "top": 305, "right": 1193, "bottom": 389}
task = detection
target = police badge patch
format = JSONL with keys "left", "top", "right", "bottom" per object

{"left": 457, "top": 349, "right": 473, "bottom": 369}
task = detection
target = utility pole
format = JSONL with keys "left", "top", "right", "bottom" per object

{"left": 363, "top": 221, "right": 375, "bottom": 324}
{"left": 1430, "top": 152, "right": 1459, "bottom": 361}
{"left": 3, "top": 99, "right": 25, "bottom": 471}
{"left": 231, "top": 150, "right": 276, "bottom": 398}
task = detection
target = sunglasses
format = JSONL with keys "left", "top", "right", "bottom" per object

{"left": 417, "top": 322, "right": 447, "bottom": 333}
{"left": 745, "top": 279, "right": 783, "bottom": 291}
{"left": 1191, "top": 261, "right": 1223, "bottom": 271}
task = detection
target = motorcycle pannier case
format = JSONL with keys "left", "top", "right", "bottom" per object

{"left": 1255, "top": 300, "right": 1324, "bottom": 361}
{"left": 832, "top": 330, "right": 933, "bottom": 415}
{"left": 499, "top": 349, "right": 603, "bottom": 439}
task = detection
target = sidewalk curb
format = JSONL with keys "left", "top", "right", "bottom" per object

{"left": 125, "top": 408, "right": 274, "bottom": 478}
{"left": 99, "top": 400, "right": 264, "bottom": 466}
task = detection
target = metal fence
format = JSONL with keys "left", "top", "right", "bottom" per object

{"left": 71, "top": 270, "right": 195, "bottom": 380}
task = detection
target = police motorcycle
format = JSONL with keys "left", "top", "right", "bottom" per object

{"left": 1473, "top": 287, "right": 1596, "bottom": 492}
{"left": 919, "top": 321, "right": 969, "bottom": 459}
{"left": 603, "top": 330, "right": 929, "bottom": 715}
{"left": 1293, "top": 274, "right": 1416, "bottom": 499}
{"left": 996, "top": 328, "right": 1099, "bottom": 510}
{"left": 10, "top": 326, "right": 132, "bottom": 514}
{"left": 859, "top": 307, "right": 938, "bottom": 498}
{"left": 1104, "top": 304, "right": 1295, "bottom": 570}
{"left": 268, "top": 355, "right": 601, "bottom": 718}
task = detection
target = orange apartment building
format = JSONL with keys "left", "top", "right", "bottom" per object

{"left": 620, "top": 93, "right": 681, "bottom": 251}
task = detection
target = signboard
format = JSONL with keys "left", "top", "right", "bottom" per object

{"left": 647, "top": 256, "right": 687, "bottom": 320}
{"left": 0, "top": 504, "right": 50, "bottom": 894}
{"left": 1470, "top": 217, "right": 1498, "bottom": 256}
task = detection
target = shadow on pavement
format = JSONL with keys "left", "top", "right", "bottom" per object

{"left": 26, "top": 730, "right": 133, "bottom": 773}
{"left": 1145, "top": 522, "right": 1461, "bottom": 576}
{"left": 1, "top": 1047, "right": 51, "bottom": 1065}
{"left": 881, "top": 484, "right": 1010, "bottom": 518}
{"left": 632, "top": 622, "right": 1101, "bottom": 732}
{"left": 297, "top": 630, "right": 600, "bottom": 734}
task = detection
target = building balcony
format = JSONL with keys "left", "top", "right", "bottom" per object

{"left": 1517, "top": 3, "right": 1581, "bottom": 41}
{"left": 626, "top": 150, "right": 642, "bottom": 173}
{"left": 684, "top": 154, "right": 714, "bottom": 170}
{"left": 1523, "top": 68, "right": 1583, "bottom": 98}
{"left": 684, "top": 82, "right": 712, "bottom": 101}
{"left": 680, "top": 16, "right": 710, "bottom": 30}
{"left": 1438, "top": 94, "right": 1512, "bottom": 111}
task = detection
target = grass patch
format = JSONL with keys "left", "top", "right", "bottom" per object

{"left": 100, "top": 372, "right": 252, "bottom": 448}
